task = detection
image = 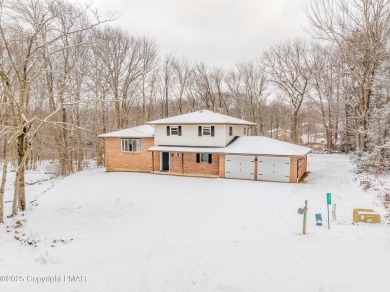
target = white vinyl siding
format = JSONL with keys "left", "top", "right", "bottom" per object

{"left": 121, "top": 139, "right": 142, "bottom": 152}
{"left": 155, "top": 125, "right": 226, "bottom": 147}
{"left": 224, "top": 125, "right": 247, "bottom": 145}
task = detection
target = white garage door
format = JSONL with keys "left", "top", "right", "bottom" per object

{"left": 225, "top": 155, "right": 255, "bottom": 180}
{"left": 257, "top": 156, "right": 290, "bottom": 182}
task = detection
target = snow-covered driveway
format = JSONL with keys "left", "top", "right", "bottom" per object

{"left": 1, "top": 154, "right": 389, "bottom": 292}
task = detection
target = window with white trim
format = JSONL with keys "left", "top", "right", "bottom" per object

{"left": 244, "top": 127, "right": 247, "bottom": 135}
{"left": 202, "top": 126, "right": 211, "bottom": 136}
{"left": 196, "top": 153, "right": 212, "bottom": 164}
{"left": 229, "top": 126, "right": 233, "bottom": 136}
{"left": 121, "top": 139, "right": 142, "bottom": 152}
{"left": 167, "top": 125, "right": 182, "bottom": 136}
{"left": 198, "top": 126, "right": 215, "bottom": 136}
{"left": 171, "top": 126, "right": 179, "bottom": 135}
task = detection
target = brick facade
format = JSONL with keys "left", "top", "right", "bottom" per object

{"left": 183, "top": 153, "right": 220, "bottom": 176}
{"left": 289, "top": 156, "right": 307, "bottom": 183}
{"left": 152, "top": 151, "right": 221, "bottom": 176}
{"left": 103, "top": 137, "right": 308, "bottom": 182}
{"left": 170, "top": 152, "right": 183, "bottom": 173}
{"left": 218, "top": 154, "right": 225, "bottom": 178}
{"left": 105, "top": 137, "right": 154, "bottom": 172}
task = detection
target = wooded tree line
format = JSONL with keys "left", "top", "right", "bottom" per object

{"left": 0, "top": 0, "right": 389, "bottom": 221}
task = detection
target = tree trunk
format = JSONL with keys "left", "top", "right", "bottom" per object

{"left": 13, "top": 128, "right": 27, "bottom": 213}
{"left": 292, "top": 111, "right": 299, "bottom": 143}
{"left": 0, "top": 141, "right": 12, "bottom": 223}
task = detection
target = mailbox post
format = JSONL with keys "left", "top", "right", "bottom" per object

{"left": 298, "top": 200, "right": 308, "bottom": 235}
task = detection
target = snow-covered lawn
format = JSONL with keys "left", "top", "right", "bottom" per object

{"left": 1, "top": 154, "right": 389, "bottom": 292}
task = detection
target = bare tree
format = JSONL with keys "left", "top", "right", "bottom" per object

{"left": 306, "top": 0, "right": 390, "bottom": 151}
{"left": 172, "top": 57, "right": 193, "bottom": 114}
{"left": 263, "top": 39, "right": 313, "bottom": 143}
{"left": 0, "top": 0, "right": 107, "bottom": 221}
{"left": 309, "top": 44, "right": 343, "bottom": 151}
{"left": 161, "top": 55, "right": 174, "bottom": 117}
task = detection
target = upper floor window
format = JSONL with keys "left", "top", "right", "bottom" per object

{"left": 203, "top": 126, "right": 211, "bottom": 136}
{"left": 229, "top": 126, "right": 233, "bottom": 136}
{"left": 121, "top": 139, "right": 141, "bottom": 152}
{"left": 198, "top": 126, "right": 215, "bottom": 137}
{"left": 171, "top": 126, "right": 179, "bottom": 135}
{"left": 166, "top": 126, "right": 182, "bottom": 136}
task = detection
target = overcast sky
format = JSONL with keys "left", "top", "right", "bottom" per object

{"left": 82, "top": 0, "right": 309, "bottom": 68}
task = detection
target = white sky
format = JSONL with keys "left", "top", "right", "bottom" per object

{"left": 82, "top": 0, "right": 310, "bottom": 68}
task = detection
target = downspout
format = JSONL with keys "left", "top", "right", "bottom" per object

{"left": 181, "top": 153, "right": 184, "bottom": 174}
{"left": 152, "top": 151, "right": 155, "bottom": 172}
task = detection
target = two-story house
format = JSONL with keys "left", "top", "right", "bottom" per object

{"left": 99, "top": 110, "right": 311, "bottom": 183}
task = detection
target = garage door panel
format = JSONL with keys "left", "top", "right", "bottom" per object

{"left": 258, "top": 156, "right": 290, "bottom": 182}
{"left": 225, "top": 155, "right": 255, "bottom": 180}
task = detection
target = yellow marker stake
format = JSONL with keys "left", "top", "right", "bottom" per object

{"left": 303, "top": 200, "right": 308, "bottom": 235}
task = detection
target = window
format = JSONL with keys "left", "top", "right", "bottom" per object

{"left": 244, "top": 127, "right": 247, "bottom": 135}
{"left": 171, "top": 126, "right": 179, "bottom": 135}
{"left": 203, "top": 126, "right": 211, "bottom": 136}
{"left": 167, "top": 126, "right": 182, "bottom": 136}
{"left": 196, "top": 153, "right": 212, "bottom": 164}
{"left": 229, "top": 126, "right": 233, "bottom": 136}
{"left": 198, "top": 126, "right": 215, "bottom": 136}
{"left": 121, "top": 139, "right": 142, "bottom": 152}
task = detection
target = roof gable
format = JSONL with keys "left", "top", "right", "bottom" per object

{"left": 147, "top": 110, "right": 256, "bottom": 126}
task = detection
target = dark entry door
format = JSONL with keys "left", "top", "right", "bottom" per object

{"left": 161, "top": 152, "right": 170, "bottom": 171}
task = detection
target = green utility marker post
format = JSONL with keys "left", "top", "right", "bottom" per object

{"left": 326, "top": 193, "right": 332, "bottom": 230}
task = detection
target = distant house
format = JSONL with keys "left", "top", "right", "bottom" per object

{"left": 99, "top": 110, "right": 311, "bottom": 183}
{"left": 266, "top": 128, "right": 291, "bottom": 141}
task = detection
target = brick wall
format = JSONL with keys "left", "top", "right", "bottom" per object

{"left": 254, "top": 156, "right": 258, "bottom": 180}
{"left": 218, "top": 154, "right": 225, "bottom": 178}
{"left": 183, "top": 153, "right": 220, "bottom": 176}
{"left": 298, "top": 156, "right": 307, "bottom": 180}
{"left": 170, "top": 152, "right": 183, "bottom": 173}
{"left": 152, "top": 151, "right": 221, "bottom": 176}
{"left": 105, "top": 137, "right": 154, "bottom": 172}
{"left": 152, "top": 151, "right": 160, "bottom": 171}
{"left": 289, "top": 156, "right": 307, "bottom": 182}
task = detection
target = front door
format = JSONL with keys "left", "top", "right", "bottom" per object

{"left": 161, "top": 152, "right": 170, "bottom": 171}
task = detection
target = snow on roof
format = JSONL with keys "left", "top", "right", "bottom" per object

{"left": 98, "top": 125, "right": 154, "bottom": 138}
{"left": 223, "top": 136, "right": 312, "bottom": 156}
{"left": 147, "top": 110, "right": 256, "bottom": 126}
{"left": 148, "top": 136, "right": 312, "bottom": 156}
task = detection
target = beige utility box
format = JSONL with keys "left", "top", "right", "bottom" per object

{"left": 353, "top": 209, "right": 381, "bottom": 223}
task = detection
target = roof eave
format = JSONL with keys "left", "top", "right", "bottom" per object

{"left": 98, "top": 135, "right": 154, "bottom": 138}
{"left": 146, "top": 122, "right": 256, "bottom": 126}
